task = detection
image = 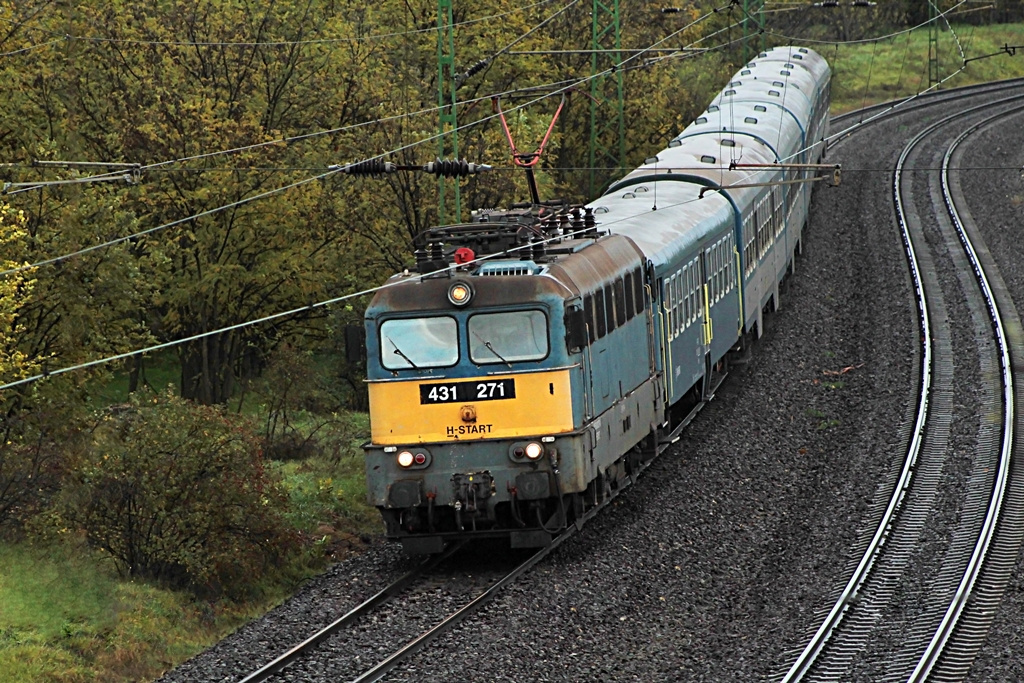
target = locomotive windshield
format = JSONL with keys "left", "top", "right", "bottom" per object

{"left": 468, "top": 310, "right": 549, "bottom": 364}
{"left": 379, "top": 316, "right": 458, "bottom": 369}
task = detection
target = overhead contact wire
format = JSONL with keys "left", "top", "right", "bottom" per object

{"left": 0, "top": 0, "right": 560, "bottom": 48}
{"left": 2, "top": 6, "right": 736, "bottom": 276}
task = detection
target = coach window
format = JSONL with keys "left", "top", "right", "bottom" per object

{"left": 614, "top": 278, "right": 627, "bottom": 324}
{"left": 676, "top": 274, "right": 684, "bottom": 333}
{"left": 624, "top": 272, "right": 636, "bottom": 320}
{"left": 696, "top": 260, "right": 705, "bottom": 318}
{"left": 633, "top": 267, "right": 645, "bottom": 313}
{"left": 469, "top": 311, "right": 549, "bottom": 364}
{"left": 717, "top": 244, "right": 724, "bottom": 300}
{"left": 666, "top": 276, "right": 675, "bottom": 337}
{"left": 584, "top": 293, "right": 596, "bottom": 343}
{"left": 380, "top": 316, "right": 458, "bottom": 370}
{"left": 595, "top": 288, "right": 607, "bottom": 338}
{"left": 604, "top": 284, "right": 617, "bottom": 333}
{"left": 676, "top": 271, "right": 685, "bottom": 332}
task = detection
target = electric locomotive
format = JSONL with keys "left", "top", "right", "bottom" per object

{"left": 359, "top": 46, "right": 832, "bottom": 554}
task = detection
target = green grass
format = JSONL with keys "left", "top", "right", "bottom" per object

{"left": 829, "top": 23, "right": 1024, "bottom": 113}
{"left": 0, "top": 540, "right": 262, "bottom": 682}
{"left": 273, "top": 412, "right": 381, "bottom": 543}
{"left": 7, "top": 353, "right": 381, "bottom": 682}
{"left": 92, "top": 350, "right": 181, "bottom": 405}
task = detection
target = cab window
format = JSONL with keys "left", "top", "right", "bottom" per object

{"left": 469, "top": 310, "right": 549, "bottom": 364}
{"left": 380, "top": 317, "right": 458, "bottom": 369}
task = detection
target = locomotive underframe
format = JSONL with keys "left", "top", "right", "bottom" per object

{"left": 365, "top": 377, "right": 662, "bottom": 554}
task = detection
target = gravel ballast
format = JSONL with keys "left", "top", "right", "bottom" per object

{"left": 157, "top": 87, "right": 1024, "bottom": 683}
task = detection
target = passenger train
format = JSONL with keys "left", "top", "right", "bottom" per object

{"left": 357, "top": 46, "right": 832, "bottom": 554}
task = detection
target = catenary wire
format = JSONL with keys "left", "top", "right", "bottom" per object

{"left": 764, "top": 0, "right": 970, "bottom": 45}
{"left": 3, "top": 0, "right": 583, "bottom": 187}
{"left": 0, "top": 0, "right": 561, "bottom": 48}
{"left": 0, "top": 5, "right": 737, "bottom": 277}
{"left": 0, "top": 28, "right": 797, "bottom": 391}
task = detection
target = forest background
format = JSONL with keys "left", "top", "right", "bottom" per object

{"left": 0, "top": 0, "right": 1023, "bottom": 680}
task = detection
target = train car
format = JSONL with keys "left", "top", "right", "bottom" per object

{"left": 358, "top": 46, "right": 831, "bottom": 554}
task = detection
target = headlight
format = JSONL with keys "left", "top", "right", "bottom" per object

{"left": 396, "top": 448, "right": 431, "bottom": 469}
{"left": 525, "top": 442, "right": 544, "bottom": 460}
{"left": 447, "top": 281, "right": 473, "bottom": 307}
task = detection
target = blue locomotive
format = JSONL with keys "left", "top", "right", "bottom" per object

{"left": 359, "top": 46, "right": 831, "bottom": 554}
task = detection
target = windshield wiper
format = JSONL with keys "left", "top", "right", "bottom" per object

{"left": 473, "top": 332, "right": 512, "bottom": 369}
{"left": 386, "top": 336, "right": 419, "bottom": 369}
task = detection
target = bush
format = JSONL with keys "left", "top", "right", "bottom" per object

{"left": 55, "top": 390, "right": 297, "bottom": 598}
{"left": 0, "top": 409, "right": 81, "bottom": 535}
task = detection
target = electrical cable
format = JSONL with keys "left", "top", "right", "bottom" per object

{"left": 763, "top": 0, "right": 970, "bottom": 45}
{"left": 2, "top": 4, "right": 736, "bottom": 277}
{"left": 0, "top": 35, "right": 62, "bottom": 57}
{"left": 2, "top": 1, "right": 582, "bottom": 190}
{"left": 455, "top": 0, "right": 581, "bottom": 87}
{"left": 0, "top": 169, "right": 338, "bottom": 276}
{"left": 0, "top": 1, "right": 1001, "bottom": 394}
{"left": 0, "top": 0, "right": 561, "bottom": 48}
{"left": 0, "top": 25, "right": 805, "bottom": 392}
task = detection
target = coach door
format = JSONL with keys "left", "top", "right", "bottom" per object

{"left": 698, "top": 250, "right": 713, "bottom": 400}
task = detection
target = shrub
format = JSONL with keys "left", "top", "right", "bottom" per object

{"left": 0, "top": 408, "right": 82, "bottom": 535}
{"left": 56, "top": 390, "right": 296, "bottom": 598}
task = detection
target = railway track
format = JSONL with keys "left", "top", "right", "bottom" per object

{"left": 233, "top": 538, "right": 558, "bottom": 682}
{"left": 234, "top": 422, "right": 702, "bottom": 683}
{"left": 159, "top": 78, "right": 1024, "bottom": 683}
{"left": 779, "top": 89, "right": 1024, "bottom": 682}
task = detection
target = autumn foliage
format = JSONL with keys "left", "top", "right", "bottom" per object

{"left": 55, "top": 391, "right": 296, "bottom": 596}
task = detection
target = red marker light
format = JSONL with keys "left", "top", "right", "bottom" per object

{"left": 454, "top": 247, "right": 475, "bottom": 264}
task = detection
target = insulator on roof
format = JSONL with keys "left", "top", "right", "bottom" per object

{"left": 339, "top": 159, "right": 396, "bottom": 176}
{"left": 456, "top": 58, "right": 491, "bottom": 87}
{"left": 423, "top": 158, "right": 492, "bottom": 178}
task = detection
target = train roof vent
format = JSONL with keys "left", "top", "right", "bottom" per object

{"left": 784, "top": 63, "right": 795, "bottom": 68}
{"left": 721, "top": 139, "right": 736, "bottom": 147}
{"left": 741, "top": 69, "right": 751, "bottom": 75}
{"left": 769, "top": 90, "right": 780, "bottom": 97}
{"left": 780, "top": 70, "right": 791, "bottom": 76}
{"left": 744, "top": 117, "right": 757, "bottom": 124}
{"left": 700, "top": 155, "right": 716, "bottom": 164}
{"left": 476, "top": 261, "right": 541, "bottom": 277}
{"left": 708, "top": 105, "right": 720, "bottom": 112}
{"left": 773, "top": 81, "right": 785, "bottom": 87}
{"left": 696, "top": 117, "right": 707, "bottom": 124}
{"left": 793, "top": 54, "right": 804, "bottom": 59}
{"left": 754, "top": 105, "right": 767, "bottom": 112}
{"left": 724, "top": 89, "right": 736, "bottom": 96}
{"left": 798, "top": 47, "right": 808, "bottom": 53}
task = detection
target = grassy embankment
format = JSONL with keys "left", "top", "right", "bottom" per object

{"left": 829, "top": 22, "right": 1024, "bottom": 113}
{"left": 1, "top": 353, "right": 379, "bottom": 682}
{"left": 4, "top": 21, "right": 1024, "bottom": 683}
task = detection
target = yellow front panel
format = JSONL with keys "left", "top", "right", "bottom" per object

{"left": 369, "top": 370, "right": 574, "bottom": 445}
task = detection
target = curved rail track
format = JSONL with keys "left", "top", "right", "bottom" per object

{"left": 234, "top": 420, "right": 708, "bottom": 683}
{"left": 780, "top": 87, "right": 1024, "bottom": 682}
{"left": 231, "top": 79, "right": 1024, "bottom": 683}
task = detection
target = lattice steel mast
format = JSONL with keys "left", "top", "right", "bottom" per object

{"left": 588, "top": 0, "right": 625, "bottom": 196}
